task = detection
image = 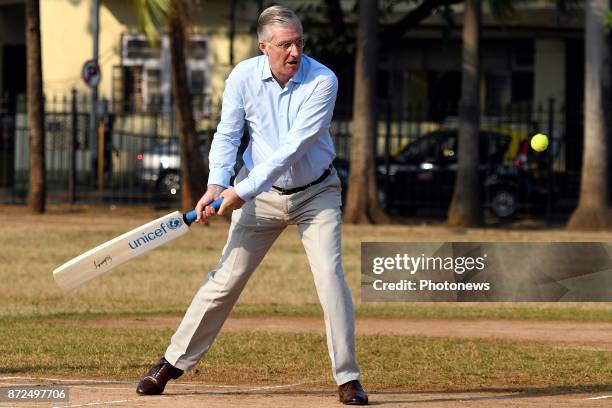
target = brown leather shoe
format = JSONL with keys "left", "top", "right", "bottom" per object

{"left": 338, "top": 380, "right": 368, "bottom": 405}
{"left": 136, "top": 357, "right": 183, "bottom": 395}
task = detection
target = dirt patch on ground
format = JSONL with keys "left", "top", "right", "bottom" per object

{"left": 0, "top": 376, "right": 610, "bottom": 407}
{"left": 58, "top": 315, "right": 612, "bottom": 351}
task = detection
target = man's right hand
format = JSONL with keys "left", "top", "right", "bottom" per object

{"left": 195, "top": 184, "right": 226, "bottom": 223}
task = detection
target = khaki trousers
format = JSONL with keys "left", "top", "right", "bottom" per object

{"left": 164, "top": 168, "right": 360, "bottom": 385}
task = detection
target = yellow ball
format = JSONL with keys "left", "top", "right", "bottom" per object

{"left": 530, "top": 133, "right": 549, "bottom": 152}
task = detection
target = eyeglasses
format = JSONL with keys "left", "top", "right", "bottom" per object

{"left": 268, "top": 38, "right": 305, "bottom": 52}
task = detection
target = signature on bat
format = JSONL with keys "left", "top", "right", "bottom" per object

{"left": 94, "top": 256, "right": 113, "bottom": 269}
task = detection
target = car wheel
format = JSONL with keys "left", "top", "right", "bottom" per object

{"left": 490, "top": 189, "right": 517, "bottom": 219}
{"left": 159, "top": 172, "right": 181, "bottom": 196}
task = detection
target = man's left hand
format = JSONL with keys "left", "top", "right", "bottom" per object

{"left": 217, "top": 187, "right": 246, "bottom": 216}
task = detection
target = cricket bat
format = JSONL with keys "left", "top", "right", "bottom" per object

{"left": 52, "top": 198, "right": 224, "bottom": 292}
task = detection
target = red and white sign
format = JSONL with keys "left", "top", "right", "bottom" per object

{"left": 82, "top": 59, "right": 101, "bottom": 88}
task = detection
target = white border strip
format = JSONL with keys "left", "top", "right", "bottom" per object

{"left": 587, "top": 395, "right": 612, "bottom": 400}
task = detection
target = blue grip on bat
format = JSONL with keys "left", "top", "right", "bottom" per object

{"left": 184, "top": 197, "right": 224, "bottom": 225}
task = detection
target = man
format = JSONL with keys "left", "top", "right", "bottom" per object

{"left": 136, "top": 5, "right": 368, "bottom": 405}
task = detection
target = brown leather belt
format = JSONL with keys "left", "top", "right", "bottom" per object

{"left": 272, "top": 165, "right": 333, "bottom": 195}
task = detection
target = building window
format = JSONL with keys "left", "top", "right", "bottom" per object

{"left": 117, "top": 66, "right": 143, "bottom": 112}
{"left": 485, "top": 73, "right": 510, "bottom": 116}
{"left": 124, "top": 37, "right": 161, "bottom": 61}
{"left": 113, "top": 33, "right": 211, "bottom": 116}
{"left": 511, "top": 71, "right": 534, "bottom": 103}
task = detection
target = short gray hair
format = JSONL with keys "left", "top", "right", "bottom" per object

{"left": 257, "top": 5, "right": 303, "bottom": 42}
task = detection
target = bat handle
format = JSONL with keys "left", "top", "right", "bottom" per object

{"left": 184, "top": 198, "right": 224, "bottom": 225}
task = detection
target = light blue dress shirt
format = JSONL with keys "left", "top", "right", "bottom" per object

{"left": 207, "top": 54, "right": 338, "bottom": 200}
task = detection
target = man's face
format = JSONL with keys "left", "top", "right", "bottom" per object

{"left": 259, "top": 25, "right": 303, "bottom": 84}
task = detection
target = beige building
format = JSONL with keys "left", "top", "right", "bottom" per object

{"left": 0, "top": 0, "right": 582, "bottom": 119}
{"left": 0, "top": 0, "right": 260, "bottom": 117}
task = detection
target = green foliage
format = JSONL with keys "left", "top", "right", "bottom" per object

{"left": 130, "top": 0, "right": 173, "bottom": 46}
{"left": 488, "top": 0, "right": 523, "bottom": 22}
{"left": 606, "top": 11, "right": 612, "bottom": 32}
{"left": 297, "top": 0, "right": 586, "bottom": 66}
{"left": 294, "top": 2, "right": 355, "bottom": 68}
{"left": 555, "top": 0, "right": 583, "bottom": 14}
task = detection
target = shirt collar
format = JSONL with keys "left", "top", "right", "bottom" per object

{"left": 260, "top": 55, "right": 308, "bottom": 84}
{"left": 261, "top": 56, "right": 273, "bottom": 81}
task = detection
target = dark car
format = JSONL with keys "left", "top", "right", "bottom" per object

{"left": 335, "top": 129, "right": 547, "bottom": 219}
{"left": 378, "top": 130, "right": 519, "bottom": 217}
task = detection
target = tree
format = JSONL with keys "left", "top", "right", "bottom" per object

{"left": 26, "top": 0, "right": 45, "bottom": 213}
{"left": 343, "top": 0, "right": 388, "bottom": 224}
{"left": 305, "top": 0, "right": 514, "bottom": 224}
{"left": 132, "top": 0, "right": 207, "bottom": 210}
{"left": 447, "top": 0, "right": 483, "bottom": 227}
{"left": 567, "top": 0, "right": 612, "bottom": 229}
{"left": 304, "top": 1, "right": 574, "bottom": 224}
{"left": 445, "top": 0, "right": 575, "bottom": 226}
{"left": 168, "top": 1, "right": 208, "bottom": 210}
{"left": 382, "top": 0, "right": 572, "bottom": 43}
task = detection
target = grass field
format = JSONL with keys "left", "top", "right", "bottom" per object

{"left": 1, "top": 204, "right": 612, "bottom": 392}
{"left": 2, "top": 317, "right": 612, "bottom": 391}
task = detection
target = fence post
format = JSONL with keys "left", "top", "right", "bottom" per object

{"left": 546, "top": 98, "right": 555, "bottom": 222}
{"left": 384, "top": 99, "right": 391, "bottom": 212}
{"left": 97, "top": 119, "right": 105, "bottom": 194}
{"left": 69, "top": 88, "right": 77, "bottom": 204}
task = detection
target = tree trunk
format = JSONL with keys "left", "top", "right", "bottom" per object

{"left": 567, "top": 0, "right": 612, "bottom": 229}
{"left": 168, "top": 2, "right": 208, "bottom": 211}
{"left": 448, "top": 0, "right": 482, "bottom": 227}
{"left": 229, "top": 0, "right": 236, "bottom": 66}
{"left": 26, "top": 0, "right": 45, "bottom": 214}
{"left": 343, "top": 0, "right": 387, "bottom": 224}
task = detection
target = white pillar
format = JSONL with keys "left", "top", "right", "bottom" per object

{"left": 534, "top": 39, "right": 565, "bottom": 107}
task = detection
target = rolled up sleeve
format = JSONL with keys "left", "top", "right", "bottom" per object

{"left": 208, "top": 74, "right": 245, "bottom": 187}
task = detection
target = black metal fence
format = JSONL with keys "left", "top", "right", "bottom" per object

{"left": 0, "top": 91, "right": 219, "bottom": 207}
{"left": 0, "top": 91, "right": 582, "bottom": 219}
{"left": 332, "top": 99, "right": 581, "bottom": 219}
